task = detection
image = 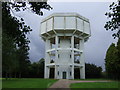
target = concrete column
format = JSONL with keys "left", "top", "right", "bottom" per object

{"left": 79, "top": 39, "right": 84, "bottom": 51}
{"left": 45, "top": 39, "right": 48, "bottom": 78}
{"left": 44, "top": 65, "right": 47, "bottom": 78}
{"left": 45, "top": 39, "right": 50, "bottom": 64}
{"left": 79, "top": 39, "right": 85, "bottom": 79}
{"left": 80, "top": 39, "right": 85, "bottom": 64}
{"left": 44, "top": 39, "right": 50, "bottom": 78}
{"left": 71, "top": 36, "right": 74, "bottom": 64}
{"left": 66, "top": 66, "right": 69, "bottom": 79}
{"left": 71, "top": 36, "right": 74, "bottom": 79}
{"left": 80, "top": 65, "right": 85, "bottom": 79}
{"left": 80, "top": 52, "right": 85, "bottom": 79}
{"left": 54, "top": 65, "right": 57, "bottom": 79}
{"left": 71, "top": 65, "right": 74, "bottom": 79}
{"left": 55, "top": 36, "right": 58, "bottom": 63}
{"left": 44, "top": 66, "right": 50, "bottom": 78}
{"left": 55, "top": 36, "right": 58, "bottom": 79}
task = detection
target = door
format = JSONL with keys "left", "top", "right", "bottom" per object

{"left": 63, "top": 72, "right": 66, "bottom": 79}
{"left": 49, "top": 68, "right": 55, "bottom": 78}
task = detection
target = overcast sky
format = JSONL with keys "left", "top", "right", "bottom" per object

{"left": 17, "top": 2, "right": 118, "bottom": 70}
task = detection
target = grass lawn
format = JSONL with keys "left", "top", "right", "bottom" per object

{"left": 73, "top": 78, "right": 115, "bottom": 81}
{"left": 70, "top": 82, "right": 120, "bottom": 88}
{"left": 2, "top": 78, "right": 58, "bottom": 88}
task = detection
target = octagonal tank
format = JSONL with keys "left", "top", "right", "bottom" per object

{"left": 40, "top": 13, "right": 91, "bottom": 40}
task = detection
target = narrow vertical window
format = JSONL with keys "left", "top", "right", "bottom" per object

{"left": 58, "top": 38, "right": 60, "bottom": 44}
{"left": 70, "top": 54, "right": 71, "bottom": 58}
{"left": 69, "top": 38, "right": 71, "bottom": 44}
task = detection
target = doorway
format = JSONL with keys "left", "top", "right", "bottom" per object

{"left": 49, "top": 68, "right": 55, "bottom": 78}
{"left": 74, "top": 68, "right": 80, "bottom": 79}
{"left": 63, "top": 72, "right": 66, "bottom": 79}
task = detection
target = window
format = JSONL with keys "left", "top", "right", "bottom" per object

{"left": 58, "top": 54, "right": 60, "bottom": 58}
{"left": 58, "top": 38, "right": 60, "bottom": 44}
{"left": 58, "top": 71, "right": 59, "bottom": 75}
{"left": 70, "top": 54, "right": 71, "bottom": 58}
{"left": 69, "top": 38, "right": 71, "bottom": 44}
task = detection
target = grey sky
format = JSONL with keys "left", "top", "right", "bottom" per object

{"left": 18, "top": 2, "right": 117, "bottom": 70}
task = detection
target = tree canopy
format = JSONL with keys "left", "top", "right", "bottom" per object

{"left": 104, "top": 1, "right": 120, "bottom": 80}
{"left": 104, "top": 1, "right": 120, "bottom": 39}
{"left": 2, "top": 1, "right": 52, "bottom": 79}
{"left": 85, "top": 63, "right": 102, "bottom": 78}
{"left": 74, "top": 63, "right": 102, "bottom": 79}
{"left": 105, "top": 40, "right": 120, "bottom": 80}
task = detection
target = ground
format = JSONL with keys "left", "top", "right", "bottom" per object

{"left": 49, "top": 79, "right": 119, "bottom": 88}
{"left": 2, "top": 78, "right": 119, "bottom": 89}
{"left": 2, "top": 78, "right": 57, "bottom": 88}
{"left": 70, "top": 81, "right": 119, "bottom": 88}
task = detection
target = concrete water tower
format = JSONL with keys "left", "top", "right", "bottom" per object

{"left": 40, "top": 13, "right": 91, "bottom": 79}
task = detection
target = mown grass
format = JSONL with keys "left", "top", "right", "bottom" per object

{"left": 73, "top": 78, "right": 114, "bottom": 81}
{"left": 70, "top": 81, "right": 120, "bottom": 88}
{"left": 2, "top": 78, "right": 58, "bottom": 88}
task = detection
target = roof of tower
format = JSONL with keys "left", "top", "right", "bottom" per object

{"left": 41, "top": 13, "right": 89, "bottom": 23}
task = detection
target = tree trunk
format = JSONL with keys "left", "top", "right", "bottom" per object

{"left": 19, "top": 72, "right": 21, "bottom": 78}
{"left": 5, "top": 72, "right": 8, "bottom": 80}
{"left": 9, "top": 73, "right": 12, "bottom": 79}
{"left": 7, "top": 73, "right": 10, "bottom": 79}
{"left": 14, "top": 72, "right": 17, "bottom": 78}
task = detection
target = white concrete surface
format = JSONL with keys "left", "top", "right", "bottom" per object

{"left": 40, "top": 13, "right": 91, "bottom": 79}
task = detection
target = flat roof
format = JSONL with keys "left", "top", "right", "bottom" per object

{"left": 41, "top": 13, "right": 89, "bottom": 23}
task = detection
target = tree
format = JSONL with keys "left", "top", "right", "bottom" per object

{"left": 104, "top": 1, "right": 120, "bottom": 80}
{"left": 38, "top": 58, "right": 45, "bottom": 78}
{"left": 116, "top": 39, "right": 120, "bottom": 79}
{"left": 2, "top": 33, "right": 17, "bottom": 79}
{"left": 85, "top": 63, "right": 102, "bottom": 78}
{"left": 104, "top": 1, "right": 120, "bottom": 38}
{"left": 74, "top": 63, "right": 102, "bottom": 79}
{"left": 27, "top": 58, "right": 45, "bottom": 78}
{"left": 2, "top": 1, "right": 52, "bottom": 79}
{"left": 117, "top": 39, "right": 120, "bottom": 60}
{"left": 105, "top": 42, "right": 120, "bottom": 79}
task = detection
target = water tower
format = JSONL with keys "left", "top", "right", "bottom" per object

{"left": 40, "top": 13, "right": 91, "bottom": 79}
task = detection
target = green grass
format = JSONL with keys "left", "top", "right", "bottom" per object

{"left": 2, "top": 78, "right": 58, "bottom": 88}
{"left": 70, "top": 82, "right": 119, "bottom": 88}
{"left": 73, "top": 78, "right": 114, "bottom": 81}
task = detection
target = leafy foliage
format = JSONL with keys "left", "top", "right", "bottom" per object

{"left": 104, "top": 1, "right": 120, "bottom": 80}
{"left": 2, "top": 58, "right": 45, "bottom": 78}
{"left": 28, "top": 58, "right": 45, "bottom": 78}
{"left": 74, "top": 63, "right": 102, "bottom": 79}
{"left": 2, "top": 1, "right": 52, "bottom": 79}
{"left": 9, "top": 2, "right": 52, "bottom": 15}
{"left": 29, "top": 2, "right": 52, "bottom": 15}
{"left": 2, "top": 33, "right": 17, "bottom": 76}
{"left": 85, "top": 63, "right": 102, "bottom": 78}
{"left": 104, "top": 1, "right": 120, "bottom": 38}
{"left": 105, "top": 40, "right": 120, "bottom": 80}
